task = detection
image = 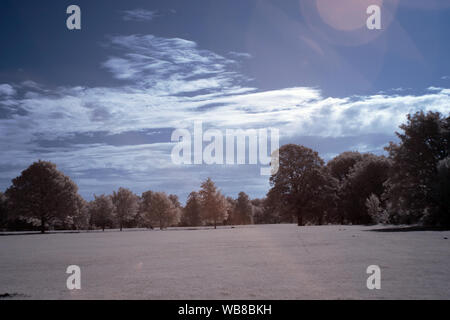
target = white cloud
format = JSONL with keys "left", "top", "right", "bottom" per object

{"left": 122, "top": 9, "right": 158, "bottom": 22}
{"left": 102, "top": 34, "right": 246, "bottom": 96}
{"left": 0, "top": 84, "right": 16, "bottom": 96}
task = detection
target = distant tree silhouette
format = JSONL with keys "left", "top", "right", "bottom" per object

{"left": 233, "top": 192, "right": 253, "bottom": 225}
{"left": 385, "top": 111, "right": 449, "bottom": 224}
{"left": 112, "top": 187, "right": 139, "bottom": 231}
{"left": 181, "top": 191, "right": 202, "bottom": 227}
{"left": 6, "top": 160, "right": 81, "bottom": 233}
{"left": 199, "top": 178, "right": 227, "bottom": 229}
{"left": 89, "top": 194, "right": 114, "bottom": 231}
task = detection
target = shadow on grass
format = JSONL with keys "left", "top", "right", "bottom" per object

{"left": 0, "top": 293, "right": 29, "bottom": 299}
{"left": 0, "top": 226, "right": 240, "bottom": 236}
{"left": 368, "top": 226, "right": 450, "bottom": 232}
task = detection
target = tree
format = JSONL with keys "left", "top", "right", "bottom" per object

{"left": 327, "top": 151, "right": 367, "bottom": 182}
{"left": 168, "top": 194, "right": 182, "bottom": 225}
{"left": 224, "top": 196, "right": 236, "bottom": 225}
{"left": 68, "top": 195, "right": 89, "bottom": 230}
{"left": 341, "top": 154, "right": 391, "bottom": 224}
{"left": 429, "top": 157, "right": 450, "bottom": 226}
{"left": 268, "top": 144, "right": 327, "bottom": 226}
{"left": 366, "top": 194, "right": 388, "bottom": 224}
{"left": 0, "top": 191, "right": 7, "bottom": 230}
{"left": 89, "top": 194, "right": 114, "bottom": 231}
{"left": 181, "top": 191, "right": 202, "bottom": 226}
{"left": 112, "top": 187, "right": 139, "bottom": 231}
{"left": 252, "top": 197, "right": 280, "bottom": 224}
{"left": 140, "top": 191, "right": 178, "bottom": 230}
{"left": 198, "top": 178, "right": 227, "bottom": 229}
{"left": 326, "top": 152, "right": 368, "bottom": 224}
{"left": 6, "top": 160, "right": 81, "bottom": 233}
{"left": 385, "top": 111, "right": 449, "bottom": 224}
{"left": 233, "top": 192, "right": 253, "bottom": 225}
{"left": 140, "top": 191, "right": 154, "bottom": 229}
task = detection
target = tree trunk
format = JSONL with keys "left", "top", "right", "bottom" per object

{"left": 40, "top": 217, "right": 46, "bottom": 234}
{"left": 120, "top": 222, "right": 123, "bottom": 231}
{"left": 297, "top": 211, "right": 303, "bottom": 226}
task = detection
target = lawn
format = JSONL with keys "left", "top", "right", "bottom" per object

{"left": 0, "top": 224, "right": 449, "bottom": 299}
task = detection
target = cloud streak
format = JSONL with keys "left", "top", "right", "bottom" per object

{"left": 122, "top": 9, "right": 158, "bottom": 22}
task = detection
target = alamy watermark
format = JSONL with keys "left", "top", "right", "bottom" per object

{"left": 366, "top": 5, "right": 381, "bottom": 30}
{"left": 366, "top": 265, "right": 381, "bottom": 290}
{"left": 65, "top": 4, "right": 379, "bottom": 31}
{"left": 66, "top": 5, "right": 81, "bottom": 30}
{"left": 171, "top": 121, "right": 279, "bottom": 176}
{"left": 66, "top": 265, "right": 81, "bottom": 290}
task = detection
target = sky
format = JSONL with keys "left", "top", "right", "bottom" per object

{"left": 1, "top": 0, "right": 450, "bottom": 202}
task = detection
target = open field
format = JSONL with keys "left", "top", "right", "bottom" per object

{"left": 0, "top": 224, "right": 449, "bottom": 299}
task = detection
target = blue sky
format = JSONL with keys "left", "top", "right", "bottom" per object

{"left": 1, "top": 0, "right": 450, "bottom": 202}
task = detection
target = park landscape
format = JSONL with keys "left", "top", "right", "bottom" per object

{"left": 1, "top": 0, "right": 450, "bottom": 301}
{"left": 1, "top": 111, "right": 450, "bottom": 300}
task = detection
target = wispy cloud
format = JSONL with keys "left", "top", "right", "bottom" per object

{"left": 228, "top": 51, "right": 252, "bottom": 59}
{"left": 0, "top": 84, "right": 16, "bottom": 96}
{"left": 122, "top": 9, "right": 158, "bottom": 22}
{"left": 102, "top": 35, "right": 249, "bottom": 96}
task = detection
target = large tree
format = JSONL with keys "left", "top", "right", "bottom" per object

{"left": 341, "top": 154, "right": 391, "bottom": 224}
{"left": 268, "top": 144, "right": 328, "bottom": 226}
{"left": 198, "top": 178, "right": 227, "bottom": 229}
{"left": 385, "top": 111, "right": 449, "bottom": 224}
{"left": 6, "top": 160, "right": 81, "bottom": 233}
{"left": 112, "top": 187, "right": 139, "bottom": 231}
{"left": 89, "top": 194, "right": 114, "bottom": 231}
{"left": 181, "top": 191, "right": 202, "bottom": 227}
{"left": 140, "top": 191, "right": 178, "bottom": 230}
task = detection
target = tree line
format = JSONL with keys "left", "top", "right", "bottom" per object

{"left": 0, "top": 169, "right": 256, "bottom": 233}
{"left": 0, "top": 110, "right": 449, "bottom": 232}
{"left": 265, "top": 111, "right": 449, "bottom": 227}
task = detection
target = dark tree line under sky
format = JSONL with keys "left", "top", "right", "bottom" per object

{"left": 0, "top": 111, "right": 449, "bottom": 233}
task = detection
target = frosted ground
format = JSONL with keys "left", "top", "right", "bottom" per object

{"left": 0, "top": 224, "right": 449, "bottom": 299}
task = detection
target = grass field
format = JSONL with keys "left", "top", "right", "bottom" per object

{"left": 1, "top": 224, "right": 449, "bottom": 299}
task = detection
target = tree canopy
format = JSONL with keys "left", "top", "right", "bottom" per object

{"left": 6, "top": 160, "right": 81, "bottom": 233}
